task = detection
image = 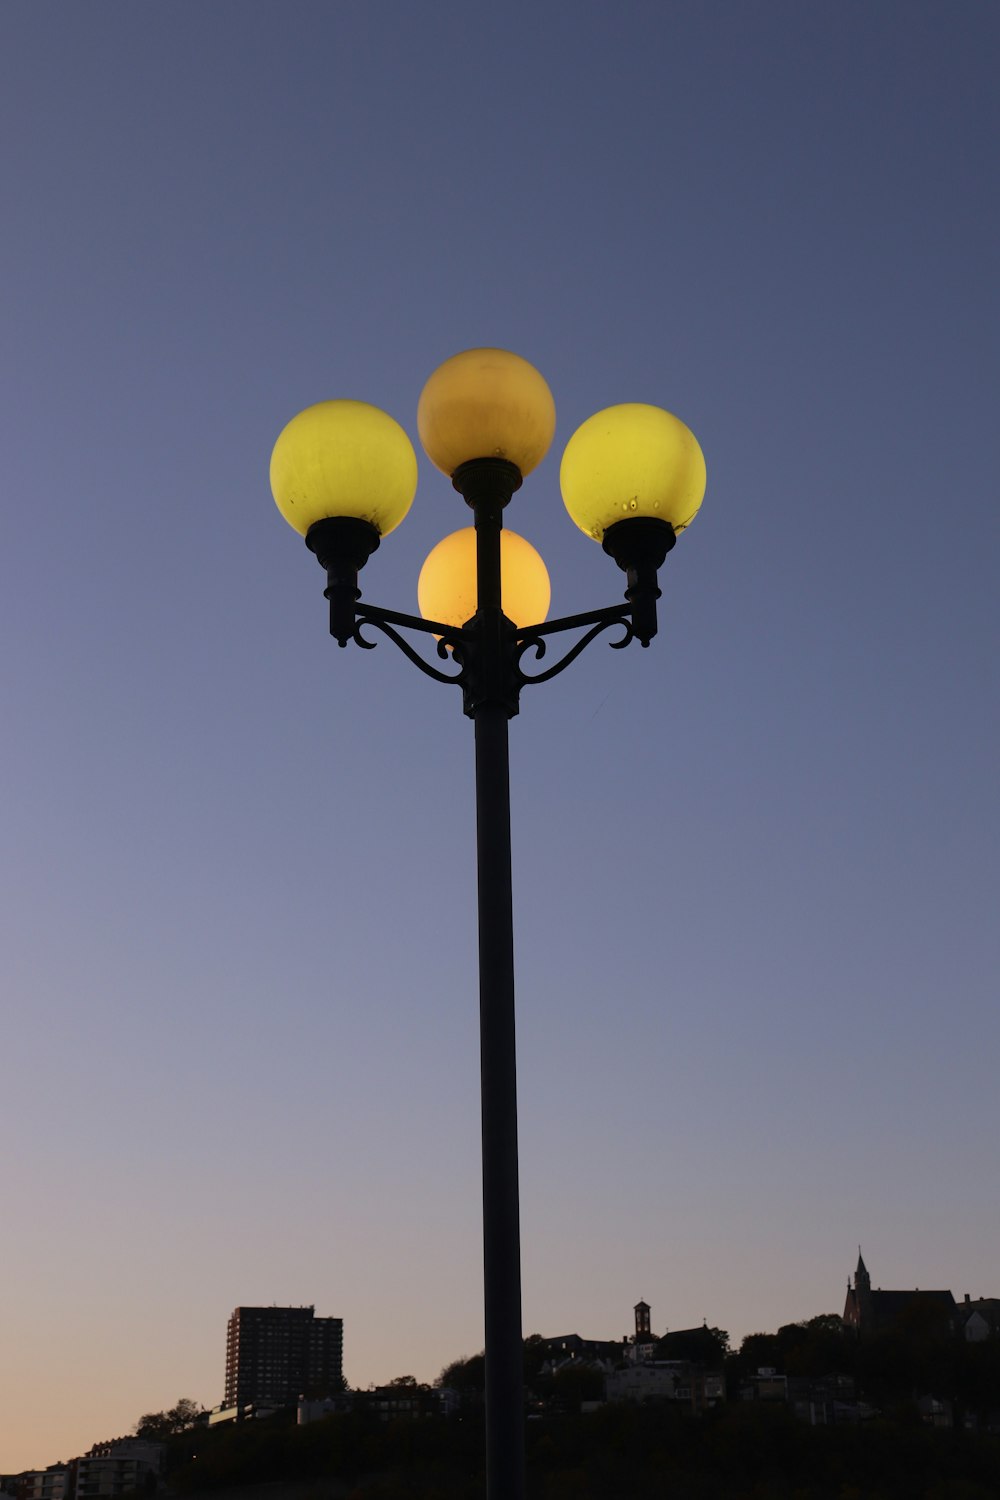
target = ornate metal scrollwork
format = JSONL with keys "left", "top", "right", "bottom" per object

{"left": 352, "top": 603, "right": 468, "bottom": 689}
{"left": 513, "top": 606, "right": 636, "bottom": 688}
{"left": 342, "top": 597, "right": 643, "bottom": 709}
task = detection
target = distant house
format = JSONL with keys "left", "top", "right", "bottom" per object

{"left": 787, "top": 1375, "right": 870, "bottom": 1426}
{"left": 607, "top": 1360, "right": 724, "bottom": 1410}
{"left": 842, "top": 1251, "right": 955, "bottom": 1336}
{"left": 654, "top": 1325, "right": 728, "bottom": 1365}
{"left": 607, "top": 1361, "right": 684, "bottom": 1403}
{"left": 741, "top": 1372, "right": 874, "bottom": 1425}
{"left": 75, "top": 1439, "right": 164, "bottom": 1498}
{"left": 540, "top": 1332, "right": 623, "bottom": 1363}
{"left": 953, "top": 1296, "right": 1000, "bottom": 1342}
{"left": 12, "top": 1469, "right": 72, "bottom": 1500}
{"left": 917, "top": 1394, "right": 953, "bottom": 1429}
{"left": 740, "top": 1368, "right": 788, "bottom": 1403}
{"left": 298, "top": 1393, "right": 354, "bottom": 1425}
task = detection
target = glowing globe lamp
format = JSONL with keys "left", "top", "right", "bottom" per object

{"left": 418, "top": 349, "right": 556, "bottom": 479}
{"left": 271, "top": 399, "right": 418, "bottom": 537}
{"left": 560, "top": 403, "right": 706, "bottom": 542}
{"left": 418, "top": 527, "right": 551, "bottom": 631}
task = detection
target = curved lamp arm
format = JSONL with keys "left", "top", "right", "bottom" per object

{"left": 352, "top": 602, "right": 469, "bottom": 689}
{"left": 337, "top": 595, "right": 647, "bottom": 714}
{"left": 514, "top": 606, "right": 635, "bottom": 686}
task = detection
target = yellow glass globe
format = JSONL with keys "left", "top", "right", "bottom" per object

{"left": 560, "top": 403, "right": 706, "bottom": 542}
{"left": 270, "top": 399, "right": 418, "bottom": 537}
{"left": 417, "top": 348, "right": 556, "bottom": 478}
{"left": 418, "top": 527, "right": 551, "bottom": 631}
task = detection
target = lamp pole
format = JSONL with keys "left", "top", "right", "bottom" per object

{"left": 270, "top": 351, "right": 705, "bottom": 1500}
{"left": 460, "top": 457, "right": 527, "bottom": 1497}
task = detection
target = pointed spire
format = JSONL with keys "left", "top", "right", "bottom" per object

{"left": 856, "top": 1246, "right": 867, "bottom": 1277}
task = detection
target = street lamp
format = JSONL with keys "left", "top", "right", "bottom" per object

{"left": 271, "top": 348, "right": 705, "bottom": 1500}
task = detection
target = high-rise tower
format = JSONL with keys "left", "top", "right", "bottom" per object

{"left": 224, "top": 1305, "right": 344, "bottom": 1410}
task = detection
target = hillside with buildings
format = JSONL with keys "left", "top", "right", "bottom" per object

{"left": 5, "top": 1258, "right": 1000, "bottom": 1500}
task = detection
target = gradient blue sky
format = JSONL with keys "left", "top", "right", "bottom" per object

{"left": 2, "top": 0, "right": 997, "bottom": 1472}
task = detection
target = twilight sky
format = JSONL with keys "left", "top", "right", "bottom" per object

{"left": 2, "top": 0, "right": 998, "bottom": 1472}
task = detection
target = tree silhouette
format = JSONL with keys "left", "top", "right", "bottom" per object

{"left": 134, "top": 1398, "right": 205, "bottom": 1439}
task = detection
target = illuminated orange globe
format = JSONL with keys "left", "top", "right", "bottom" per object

{"left": 418, "top": 528, "right": 551, "bottom": 631}
{"left": 418, "top": 348, "right": 556, "bottom": 478}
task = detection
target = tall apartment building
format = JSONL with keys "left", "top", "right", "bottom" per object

{"left": 224, "top": 1305, "right": 344, "bottom": 1410}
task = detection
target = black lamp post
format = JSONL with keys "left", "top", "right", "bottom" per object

{"left": 271, "top": 349, "right": 705, "bottom": 1500}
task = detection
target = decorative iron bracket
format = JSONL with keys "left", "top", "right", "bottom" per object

{"left": 352, "top": 602, "right": 469, "bottom": 688}
{"left": 305, "top": 505, "right": 673, "bottom": 719}
{"left": 513, "top": 604, "right": 635, "bottom": 687}
{"left": 338, "top": 595, "right": 643, "bottom": 719}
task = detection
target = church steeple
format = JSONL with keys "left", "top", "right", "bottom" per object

{"left": 634, "top": 1300, "right": 651, "bottom": 1338}
{"left": 850, "top": 1247, "right": 873, "bottom": 1332}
